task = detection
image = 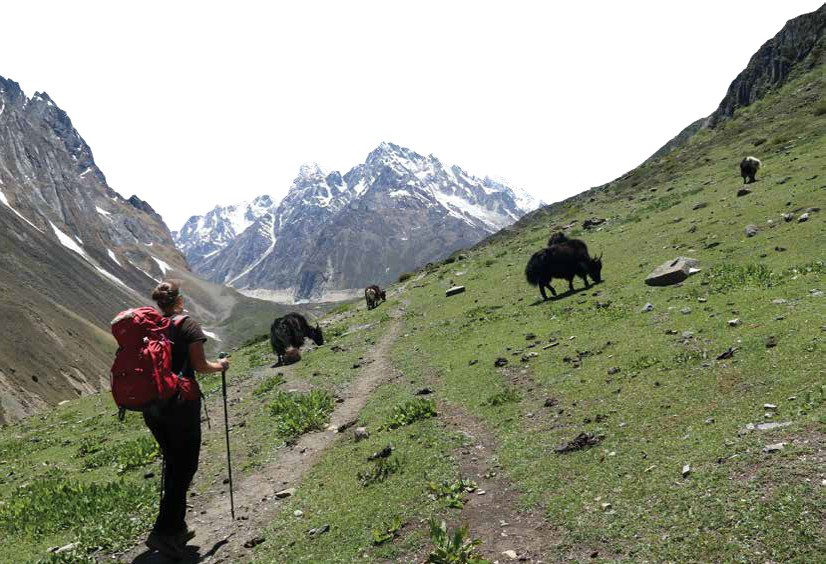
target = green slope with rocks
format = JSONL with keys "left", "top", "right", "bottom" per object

{"left": 1, "top": 7, "right": 825, "bottom": 564}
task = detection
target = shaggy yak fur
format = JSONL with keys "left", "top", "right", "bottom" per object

{"left": 740, "top": 156, "right": 761, "bottom": 184}
{"left": 364, "top": 285, "right": 386, "bottom": 310}
{"left": 525, "top": 239, "right": 603, "bottom": 300}
{"left": 269, "top": 312, "right": 324, "bottom": 366}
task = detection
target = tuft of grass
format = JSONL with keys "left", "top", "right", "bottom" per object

{"left": 427, "top": 519, "right": 488, "bottom": 564}
{"left": 358, "top": 455, "right": 404, "bottom": 487}
{"left": 0, "top": 478, "right": 155, "bottom": 553}
{"left": 704, "top": 263, "right": 778, "bottom": 292}
{"left": 428, "top": 478, "right": 477, "bottom": 509}
{"left": 381, "top": 398, "right": 437, "bottom": 430}
{"left": 371, "top": 515, "right": 405, "bottom": 545}
{"left": 485, "top": 388, "right": 520, "bottom": 406}
{"left": 813, "top": 99, "right": 826, "bottom": 116}
{"left": 268, "top": 390, "right": 335, "bottom": 440}
{"left": 253, "top": 374, "right": 285, "bottom": 396}
{"left": 81, "top": 435, "right": 159, "bottom": 474}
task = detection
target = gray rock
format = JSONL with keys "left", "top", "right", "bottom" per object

{"left": 762, "top": 442, "right": 786, "bottom": 453}
{"left": 728, "top": 318, "right": 741, "bottom": 327}
{"left": 308, "top": 524, "right": 330, "bottom": 537}
{"left": 607, "top": 367, "right": 621, "bottom": 375}
{"left": 502, "top": 550, "right": 518, "bottom": 560}
{"left": 275, "top": 488, "right": 296, "bottom": 499}
{"left": 354, "top": 427, "right": 369, "bottom": 442}
{"left": 680, "top": 307, "right": 692, "bottom": 315}
{"left": 692, "top": 202, "right": 708, "bottom": 210}
{"left": 641, "top": 303, "right": 654, "bottom": 312}
{"left": 682, "top": 464, "right": 691, "bottom": 478}
{"left": 798, "top": 213, "right": 810, "bottom": 222}
{"left": 446, "top": 286, "right": 466, "bottom": 297}
{"left": 782, "top": 212, "right": 794, "bottom": 222}
{"left": 765, "top": 336, "right": 778, "bottom": 348}
{"left": 763, "top": 403, "right": 778, "bottom": 410}
{"left": 737, "top": 188, "right": 752, "bottom": 197}
{"left": 742, "top": 421, "right": 792, "bottom": 432}
{"left": 745, "top": 224, "right": 759, "bottom": 237}
{"left": 645, "top": 257, "right": 700, "bottom": 286}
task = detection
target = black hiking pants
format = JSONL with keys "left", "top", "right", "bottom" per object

{"left": 143, "top": 397, "right": 201, "bottom": 536}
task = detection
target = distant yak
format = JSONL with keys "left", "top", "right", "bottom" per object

{"left": 740, "top": 156, "right": 761, "bottom": 184}
{"left": 270, "top": 312, "right": 324, "bottom": 366}
{"left": 526, "top": 239, "right": 603, "bottom": 300}
{"left": 364, "top": 285, "right": 386, "bottom": 310}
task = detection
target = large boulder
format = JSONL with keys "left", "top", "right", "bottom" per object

{"left": 645, "top": 257, "right": 701, "bottom": 287}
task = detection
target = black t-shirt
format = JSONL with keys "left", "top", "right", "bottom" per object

{"left": 167, "top": 316, "right": 207, "bottom": 379}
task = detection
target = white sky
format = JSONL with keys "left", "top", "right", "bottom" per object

{"left": 1, "top": 1, "right": 822, "bottom": 229}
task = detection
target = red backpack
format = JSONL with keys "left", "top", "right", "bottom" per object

{"left": 110, "top": 307, "right": 188, "bottom": 413}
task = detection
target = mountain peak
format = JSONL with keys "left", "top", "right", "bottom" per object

{"left": 298, "top": 162, "right": 325, "bottom": 179}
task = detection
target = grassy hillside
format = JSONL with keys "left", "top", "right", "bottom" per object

{"left": 1, "top": 39, "right": 824, "bottom": 564}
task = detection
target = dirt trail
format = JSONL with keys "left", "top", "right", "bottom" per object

{"left": 121, "top": 308, "right": 405, "bottom": 564}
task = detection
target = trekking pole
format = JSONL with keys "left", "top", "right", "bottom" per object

{"left": 219, "top": 352, "right": 236, "bottom": 520}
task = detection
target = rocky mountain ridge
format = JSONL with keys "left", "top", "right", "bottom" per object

{"left": 178, "top": 142, "right": 540, "bottom": 301}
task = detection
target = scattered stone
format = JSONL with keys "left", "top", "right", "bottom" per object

{"left": 697, "top": 297, "right": 707, "bottom": 303}
{"left": 805, "top": 206, "right": 821, "bottom": 214}
{"left": 771, "top": 298, "right": 788, "bottom": 305}
{"left": 680, "top": 307, "right": 692, "bottom": 315}
{"left": 143, "top": 472, "right": 155, "bottom": 480}
{"left": 337, "top": 419, "right": 357, "bottom": 433}
{"left": 811, "top": 289, "right": 824, "bottom": 297}
{"left": 798, "top": 213, "right": 810, "bottom": 223}
{"left": 607, "top": 367, "right": 621, "bottom": 375}
{"left": 665, "top": 329, "right": 678, "bottom": 335}
{"left": 544, "top": 398, "right": 559, "bottom": 408}
{"left": 294, "top": 510, "right": 304, "bottom": 517}
{"left": 57, "top": 400, "right": 70, "bottom": 406}
{"left": 704, "top": 417, "right": 714, "bottom": 425}
{"left": 692, "top": 202, "right": 708, "bottom": 210}
{"left": 494, "top": 357, "right": 508, "bottom": 367}
{"left": 554, "top": 432, "right": 603, "bottom": 454}
{"left": 244, "top": 536, "right": 266, "bottom": 548}
{"left": 583, "top": 217, "right": 606, "bottom": 229}
{"left": 521, "top": 352, "right": 539, "bottom": 362}
{"left": 688, "top": 224, "right": 697, "bottom": 233}
{"left": 682, "top": 464, "right": 691, "bottom": 478}
{"left": 590, "top": 550, "right": 600, "bottom": 559}
{"left": 727, "top": 318, "right": 741, "bottom": 327}
{"left": 737, "top": 187, "right": 751, "bottom": 197}
{"left": 275, "top": 488, "right": 296, "bottom": 499}
{"left": 502, "top": 549, "right": 518, "bottom": 560}
{"left": 601, "top": 502, "right": 612, "bottom": 511}
{"left": 641, "top": 303, "right": 654, "bottom": 313}
{"left": 445, "top": 286, "right": 466, "bottom": 297}
{"left": 763, "top": 403, "right": 778, "bottom": 411}
{"left": 645, "top": 257, "right": 701, "bottom": 286}
{"left": 51, "top": 542, "right": 80, "bottom": 554}
{"left": 468, "top": 359, "right": 478, "bottom": 366}
{"left": 354, "top": 427, "right": 370, "bottom": 442}
{"left": 368, "top": 445, "right": 393, "bottom": 461}
{"left": 415, "top": 387, "right": 434, "bottom": 395}
{"left": 776, "top": 176, "right": 792, "bottom": 185}
{"left": 715, "top": 347, "right": 737, "bottom": 360}
{"left": 782, "top": 212, "right": 794, "bottom": 222}
{"left": 542, "top": 342, "right": 559, "bottom": 350}
{"left": 525, "top": 333, "right": 536, "bottom": 340}
{"left": 745, "top": 224, "right": 759, "bottom": 237}
{"left": 308, "top": 524, "right": 330, "bottom": 537}
{"left": 741, "top": 421, "right": 792, "bottom": 432}
{"left": 765, "top": 336, "right": 778, "bottom": 348}
{"left": 762, "top": 442, "right": 786, "bottom": 453}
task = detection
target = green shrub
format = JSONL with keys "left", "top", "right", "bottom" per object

{"left": 0, "top": 478, "right": 155, "bottom": 551}
{"left": 268, "top": 390, "right": 335, "bottom": 440}
{"left": 813, "top": 100, "right": 826, "bottom": 116}
{"left": 427, "top": 519, "right": 487, "bottom": 563}
{"left": 382, "top": 398, "right": 437, "bottom": 430}
{"left": 372, "top": 515, "right": 404, "bottom": 545}
{"left": 254, "top": 374, "right": 285, "bottom": 396}
{"left": 704, "top": 263, "right": 778, "bottom": 293}
{"left": 82, "top": 435, "right": 159, "bottom": 474}
{"left": 428, "top": 478, "right": 477, "bottom": 508}
{"left": 358, "top": 455, "right": 404, "bottom": 487}
{"left": 398, "top": 272, "right": 414, "bottom": 283}
{"left": 485, "top": 388, "right": 520, "bottom": 406}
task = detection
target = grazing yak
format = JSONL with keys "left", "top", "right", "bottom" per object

{"left": 740, "top": 156, "right": 761, "bottom": 184}
{"left": 270, "top": 312, "right": 324, "bottom": 366}
{"left": 364, "top": 285, "right": 386, "bottom": 310}
{"left": 526, "top": 239, "right": 603, "bottom": 300}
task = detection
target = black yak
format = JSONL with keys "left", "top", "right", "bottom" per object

{"left": 525, "top": 239, "right": 603, "bottom": 300}
{"left": 548, "top": 231, "right": 569, "bottom": 246}
{"left": 269, "top": 312, "right": 324, "bottom": 366}
{"left": 740, "top": 156, "right": 761, "bottom": 184}
{"left": 364, "top": 285, "right": 386, "bottom": 310}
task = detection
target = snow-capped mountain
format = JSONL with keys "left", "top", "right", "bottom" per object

{"left": 182, "top": 142, "right": 541, "bottom": 301}
{"left": 174, "top": 195, "right": 275, "bottom": 270}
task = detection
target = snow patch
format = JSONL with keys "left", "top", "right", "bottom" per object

{"left": 0, "top": 188, "right": 42, "bottom": 231}
{"left": 151, "top": 256, "right": 172, "bottom": 276}
{"left": 107, "top": 248, "right": 122, "bottom": 266}
{"left": 50, "top": 222, "right": 87, "bottom": 257}
{"left": 95, "top": 206, "right": 111, "bottom": 216}
{"left": 79, "top": 167, "right": 93, "bottom": 178}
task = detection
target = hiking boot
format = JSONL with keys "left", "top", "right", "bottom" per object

{"left": 145, "top": 531, "right": 185, "bottom": 560}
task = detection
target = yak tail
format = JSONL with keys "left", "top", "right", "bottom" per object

{"left": 525, "top": 252, "right": 544, "bottom": 286}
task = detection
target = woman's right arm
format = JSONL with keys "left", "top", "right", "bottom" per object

{"left": 188, "top": 341, "right": 230, "bottom": 373}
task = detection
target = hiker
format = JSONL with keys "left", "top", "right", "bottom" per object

{"left": 144, "top": 279, "right": 230, "bottom": 558}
